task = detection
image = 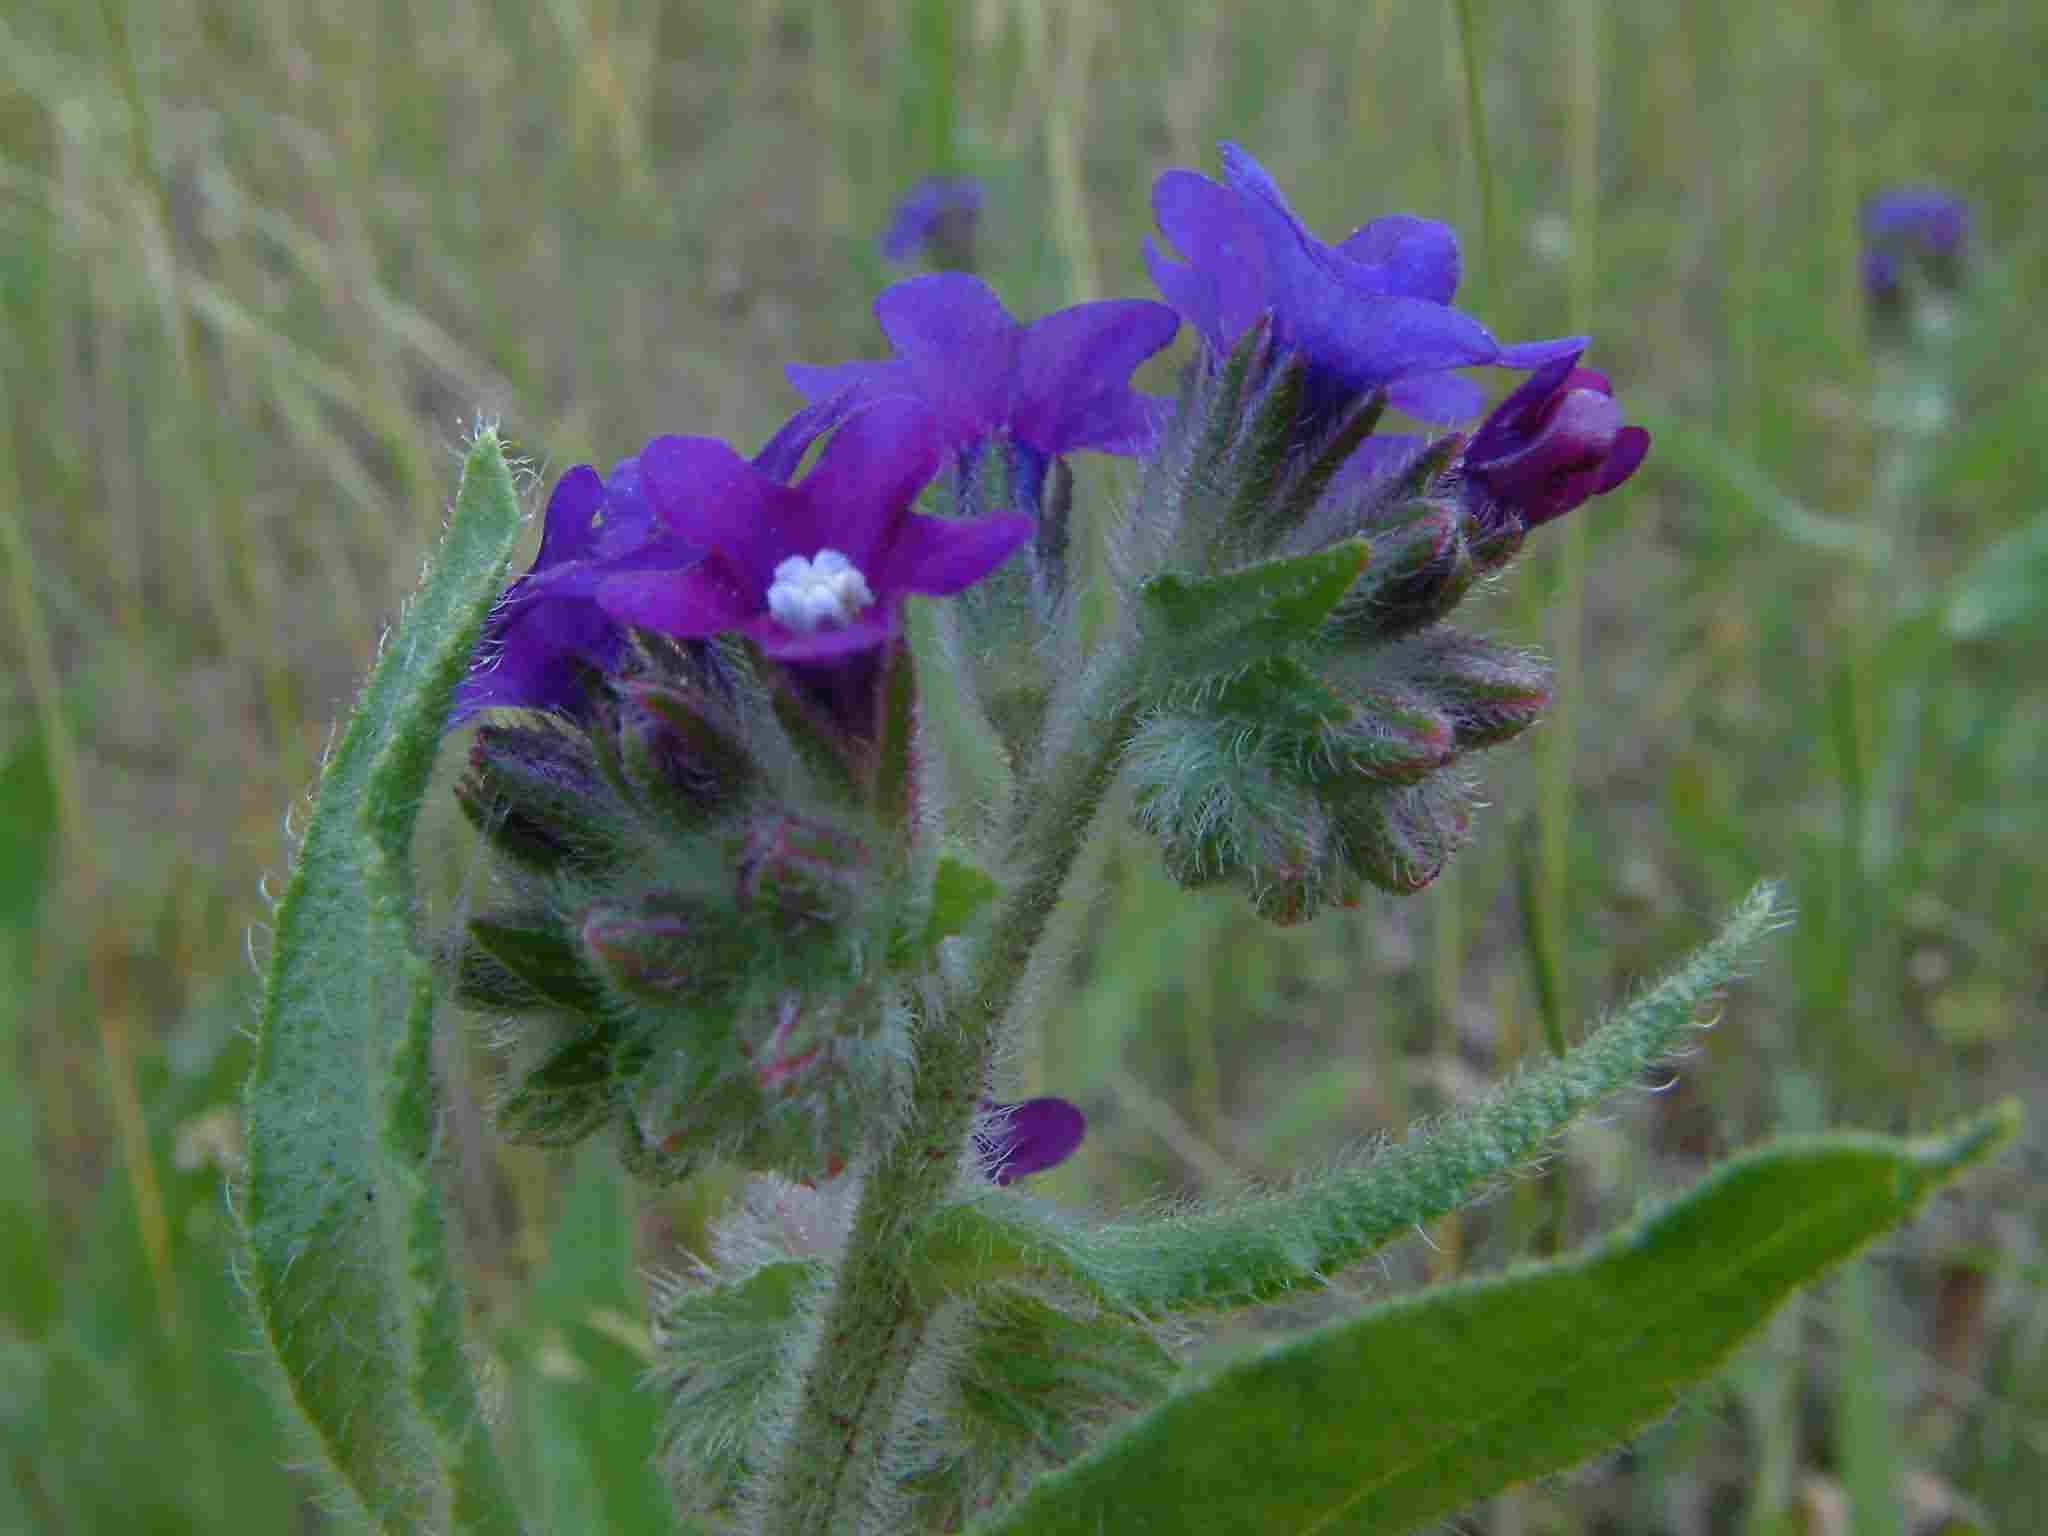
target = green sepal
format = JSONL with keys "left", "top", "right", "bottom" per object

{"left": 967, "top": 1103, "right": 2020, "bottom": 1536}
{"left": 1195, "top": 656, "right": 1352, "bottom": 735}
{"left": 1216, "top": 351, "right": 1305, "bottom": 555}
{"left": 467, "top": 915, "right": 605, "bottom": 1014}
{"left": 1138, "top": 539, "right": 1369, "bottom": 684}
{"left": 871, "top": 635, "right": 917, "bottom": 829}
{"left": 494, "top": 1034, "right": 619, "bottom": 1147}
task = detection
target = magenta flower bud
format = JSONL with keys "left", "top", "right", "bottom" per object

{"left": 456, "top": 722, "right": 614, "bottom": 870}
{"left": 1461, "top": 349, "right": 1650, "bottom": 532}
{"left": 976, "top": 1097, "right": 1086, "bottom": 1185}
{"left": 880, "top": 174, "right": 985, "bottom": 268}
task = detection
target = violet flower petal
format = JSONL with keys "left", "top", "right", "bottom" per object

{"left": 874, "top": 510, "right": 1035, "bottom": 598}
{"left": 791, "top": 398, "right": 947, "bottom": 571}
{"left": 1010, "top": 298, "right": 1183, "bottom": 455}
{"left": 1335, "top": 214, "right": 1462, "bottom": 304}
{"left": 979, "top": 1097, "right": 1087, "bottom": 1185}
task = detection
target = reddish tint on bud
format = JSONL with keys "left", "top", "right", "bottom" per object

{"left": 1405, "top": 634, "right": 1552, "bottom": 750}
{"left": 581, "top": 902, "right": 704, "bottom": 997}
{"left": 1331, "top": 780, "right": 1470, "bottom": 896}
{"left": 1462, "top": 350, "right": 1649, "bottom": 532}
{"left": 1327, "top": 684, "right": 1457, "bottom": 786}
{"left": 1343, "top": 500, "right": 1474, "bottom": 640}
{"left": 736, "top": 813, "right": 867, "bottom": 926}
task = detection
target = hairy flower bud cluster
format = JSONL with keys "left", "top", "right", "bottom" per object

{"left": 1119, "top": 147, "right": 1647, "bottom": 924}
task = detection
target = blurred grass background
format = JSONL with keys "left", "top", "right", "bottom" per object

{"left": 3, "top": 0, "right": 2046, "bottom": 1530}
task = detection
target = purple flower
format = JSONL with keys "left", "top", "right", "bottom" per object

{"left": 786, "top": 274, "right": 1180, "bottom": 494}
{"left": 1460, "top": 347, "right": 1650, "bottom": 531}
{"left": 1861, "top": 187, "right": 1969, "bottom": 300}
{"left": 595, "top": 397, "right": 1033, "bottom": 662}
{"left": 880, "top": 175, "right": 985, "bottom": 265}
{"left": 449, "top": 456, "right": 678, "bottom": 722}
{"left": 1145, "top": 144, "right": 1578, "bottom": 425}
{"left": 976, "top": 1097, "right": 1087, "bottom": 1185}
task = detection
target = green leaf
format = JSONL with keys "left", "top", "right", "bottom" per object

{"left": 915, "top": 853, "right": 1001, "bottom": 956}
{"left": 243, "top": 427, "right": 529, "bottom": 1533}
{"left": 1942, "top": 507, "right": 2048, "bottom": 639}
{"left": 1138, "top": 540, "right": 1369, "bottom": 683}
{"left": 971, "top": 1102, "right": 2019, "bottom": 1536}
{"left": 919, "top": 883, "right": 1785, "bottom": 1315}
{"left": 653, "top": 1260, "right": 825, "bottom": 1517}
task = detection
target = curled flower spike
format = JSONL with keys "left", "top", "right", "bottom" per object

{"left": 976, "top": 1097, "right": 1087, "bottom": 1186}
{"left": 1459, "top": 347, "right": 1650, "bottom": 532}
{"left": 597, "top": 398, "right": 1032, "bottom": 662}
{"left": 1146, "top": 143, "right": 1579, "bottom": 426}
{"left": 787, "top": 274, "right": 1180, "bottom": 496}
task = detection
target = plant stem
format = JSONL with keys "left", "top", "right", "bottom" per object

{"left": 758, "top": 658, "right": 1140, "bottom": 1534}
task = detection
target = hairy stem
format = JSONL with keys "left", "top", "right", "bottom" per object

{"left": 758, "top": 657, "right": 1141, "bottom": 1534}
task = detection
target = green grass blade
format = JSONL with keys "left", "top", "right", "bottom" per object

{"left": 971, "top": 1102, "right": 2020, "bottom": 1536}
{"left": 242, "top": 427, "right": 526, "bottom": 1533}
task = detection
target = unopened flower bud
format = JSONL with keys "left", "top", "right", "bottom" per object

{"left": 1405, "top": 633, "right": 1551, "bottom": 750}
{"left": 1325, "top": 684, "right": 1458, "bottom": 786}
{"left": 581, "top": 902, "right": 710, "bottom": 999}
{"left": 456, "top": 723, "right": 615, "bottom": 870}
{"left": 1460, "top": 352, "right": 1649, "bottom": 533}
{"left": 613, "top": 679, "right": 755, "bottom": 820}
{"left": 1339, "top": 500, "right": 1474, "bottom": 641}
{"left": 1329, "top": 779, "right": 1470, "bottom": 896}
{"left": 736, "top": 813, "right": 867, "bottom": 926}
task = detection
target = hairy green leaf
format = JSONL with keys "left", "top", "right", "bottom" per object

{"left": 1138, "top": 540, "right": 1370, "bottom": 683}
{"left": 972, "top": 1102, "right": 2018, "bottom": 1536}
{"left": 243, "top": 428, "right": 528, "bottom": 1533}
{"left": 920, "top": 883, "right": 1784, "bottom": 1314}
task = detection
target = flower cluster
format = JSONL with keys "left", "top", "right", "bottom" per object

{"left": 448, "top": 144, "right": 1650, "bottom": 1180}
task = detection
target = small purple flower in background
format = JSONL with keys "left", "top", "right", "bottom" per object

{"left": 1146, "top": 143, "right": 1579, "bottom": 427}
{"left": 1861, "top": 187, "right": 1970, "bottom": 303}
{"left": 880, "top": 175, "right": 986, "bottom": 268}
{"left": 976, "top": 1097, "right": 1087, "bottom": 1186}
{"left": 787, "top": 272, "right": 1179, "bottom": 505}
{"left": 596, "top": 397, "right": 1032, "bottom": 663}
{"left": 1459, "top": 347, "right": 1650, "bottom": 532}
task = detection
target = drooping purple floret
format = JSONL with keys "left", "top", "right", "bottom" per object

{"left": 976, "top": 1097, "right": 1087, "bottom": 1186}
{"left": 1145, "top": 144, "right": 1579, "bottom": 425}
{"left": 596, "top": 397, "right": 1033, "bottom": 662}
{"left": 786, "top": 274, "right": 1180, "bottom": 500}
{"left": 1461, "top": 347, "right": 1650, "bottom": 530}
{"left": 1860, "top": 187, "right": 1970, "bottom": 300}
{"left": 880, "top": 175, "right": 986, "bottom": 265}
{"left": 449, "top": 459, "right": 679, "bottom": 723}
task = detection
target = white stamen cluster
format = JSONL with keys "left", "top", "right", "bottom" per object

{"left": 766, "top": 549, "right": 876, "bottom": 634}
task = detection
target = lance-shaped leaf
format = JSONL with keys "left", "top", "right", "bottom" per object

{"left": 971, "top": 1102, "right": 2019, "bottom": 1536}
{"left": 917, "top": 883, "right": 1784, "bottom": 1314}
{"left": 243, "top": 428, "right": 529, "bottom": 1533}
{"left": 1137, "top": 539, "right": 1369, "bottom": 685}
{"left": 652, "top": 1260, "right": 825, "bottom": 1517}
